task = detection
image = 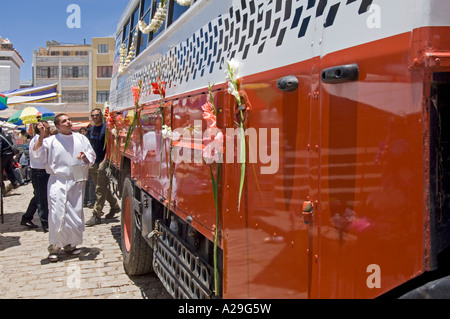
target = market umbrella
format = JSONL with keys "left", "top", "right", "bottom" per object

{"left": 7, "top": 106, "right": 55, "bottom": 125}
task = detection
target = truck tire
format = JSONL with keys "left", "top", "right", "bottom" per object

{"left": 121, "top": 176, "right": 153, "bottom": 275}
{"left": 399, "top": 275, "right": 450, "bottom": 299}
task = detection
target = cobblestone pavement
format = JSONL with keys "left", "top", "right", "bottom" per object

{"left": 0, "top": 181, "right": 171, "bottom": 299}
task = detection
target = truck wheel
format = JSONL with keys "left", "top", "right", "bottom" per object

{"left": 121, "top": 176, "right": 153, "bottom": 275}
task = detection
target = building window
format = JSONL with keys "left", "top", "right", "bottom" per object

{"left": 97, "top": 91, "right": 110, "bottom": 103}
{"left": 75, "top": 51, "right": 89, "bottom": 56}
{"left": 97, "top": 66, "right": 112, "bottom": 78}
{"left": 36, "top": 67, "right": 49, "bottom": 78}
{"left": 49, "top": 66, "right": 58, "bottom": 78}
{"left": 98, "top": 44, "right": 109, "bottom": 54}
{"left": 170, "top": 0, "right": 190, "bottom": 25}
{"left": 36, "top": 66, "right": 58, "bottom": 78}
{"left": 62, "top": 66, "right": 89, "bottom": 78}
{"left": 62, "top": 90, "right": 89, "bottom": 103}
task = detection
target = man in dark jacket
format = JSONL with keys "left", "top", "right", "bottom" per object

{"left": 0, "top": 128, "right": 20, "bottom": 191}
{"left": 85, "top": 108, "right": 120, "bottom": 226}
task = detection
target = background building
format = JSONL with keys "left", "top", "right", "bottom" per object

{"left": 92, "top": 37, "right": 115, "bottom": 111}
{"left": 32, "top": 38, "right": 114, "bottom": 122}
{"left": 0, "top": 37, "right": 24, "bottom": 92}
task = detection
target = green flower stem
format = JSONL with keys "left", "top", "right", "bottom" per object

{"left": 166, "top": 142, "right": 174, "bottom": 219}
{"left": 159, "top": 105, "right": 164, "bottom": 179}
{"left": 211, "top": 161, "right": 221, "bottom": 296}
{"left": 237, "top": 109, "right": 245, "bottom": 212}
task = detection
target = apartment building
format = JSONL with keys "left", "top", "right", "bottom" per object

{"left": 0, "top": 37, "right": 24, "bottom": 92}
{"left": 32, "top": 38, "right": 114, "bottom": 121}
{"left": 92, "top": 37, "right": 115, "bottom": 111}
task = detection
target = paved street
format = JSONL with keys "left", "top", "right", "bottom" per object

{"left": 0, "top": 181, "right": 171, "bottom": 299}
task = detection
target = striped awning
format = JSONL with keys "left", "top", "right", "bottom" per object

{"left": 1, "top": 83, "right": 58, "bottom": 106}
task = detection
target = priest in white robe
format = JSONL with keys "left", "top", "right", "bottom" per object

{"left": 34, "top": 114, "right": 96, "bottom": 262}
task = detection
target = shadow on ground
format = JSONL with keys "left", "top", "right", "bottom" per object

{"left": 110, "top": 225, "right": 171, "bottom": 299}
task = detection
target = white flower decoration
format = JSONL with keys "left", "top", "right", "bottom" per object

{"left": 161, "top": 124, "right": 172, "bottom": 139}
{"left": 225, "top": 59, "right": 242, "bottom": 105}
{"left": 176, "top": 0, "right": 191, "bottom": 5}
{"left": 139, "top": 2, "right": 168, "bottom": 34}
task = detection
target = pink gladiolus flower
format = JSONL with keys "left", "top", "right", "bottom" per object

{"left": 116, "top": 115, "right": 123, "bottom": 129}
{"left": 202, "top": 131, "right": 224, "bottom": 163}
{"left": 201, "top": 102, "right": 216, "bottom": 129}
{"left": 152, "top": 78, "right": 166, "bottom": 97}
{"left": 131, "top": 86, "right": 140, "bottom": 105}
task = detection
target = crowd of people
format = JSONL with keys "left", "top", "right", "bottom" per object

{"left": 0, "top": 128, "right": 31, "bottom": 191}
{"left": 1, "top": 109, "right": 120, "bottom": 262}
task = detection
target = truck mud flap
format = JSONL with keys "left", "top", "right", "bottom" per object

{"left": 153, "top": 222, "right": 213, "bottom": 299}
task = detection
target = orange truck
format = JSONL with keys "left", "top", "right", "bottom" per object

{"left": 106, "top": 0, "right": 450, "bottom": 298}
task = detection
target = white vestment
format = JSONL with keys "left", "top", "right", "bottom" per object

{"left": 33, "top": 133, "right": 96, "bottom": 248}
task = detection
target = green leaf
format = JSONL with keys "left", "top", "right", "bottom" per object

{"left": 210, "top": 166, "right": 217, "bottom": 208}
{"left": 211, "top": 162, "right": 221, "bottom": 296}
{"left": 124, "top": 116, "right": 137, "bottom": 152}
{"left": 237, "top": 124, "right": 246, "bottom": 211}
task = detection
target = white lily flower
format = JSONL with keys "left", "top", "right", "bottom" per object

{"left": 231, "top": 90, "right": 241, "bottom": 102}
{"left": 161, "top": 124, "right": 172, "bottom": 139}
{"left": 227, "top": 82, "right": 235, "bottom": 94}
{"left": 227, "top": 58, "right": 240, "bottom": 79}
{"left": 225, "top": 59, "right": 243, "bottom": 105}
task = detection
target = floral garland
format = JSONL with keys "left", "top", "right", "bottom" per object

{"left": 176, "top": 0, "right": 191, "bottom": 6}
{"left": 118, "top": 31, "right": 137, "bottom": 74}
{"left": 138, "top": 1, "right": 168, "bottom": 34}
{"left": 118, "top": 44, "right": 127, "bottom": 74}
{"left": 120, "top": 0, "right": 191, "bottom": 74}
{"left": 138, "top": 0, "right": 190, "bottom": 35}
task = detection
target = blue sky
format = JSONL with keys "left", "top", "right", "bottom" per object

{"left": 0, "top": 0, "right": 128, "bottom": 82}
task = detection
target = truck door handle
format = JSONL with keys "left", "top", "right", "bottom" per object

{"left": 321, "top": 64, "right": 359, "bottom": 84}
{"left": 277, "top": 75, "right": 299, "bottom": 92}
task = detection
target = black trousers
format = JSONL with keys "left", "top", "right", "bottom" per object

{"left": 23, "top": 168, "right": 49, "bottom": 226}
{"left": 1, "top": 153, "right": 18, "bottom": 186}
